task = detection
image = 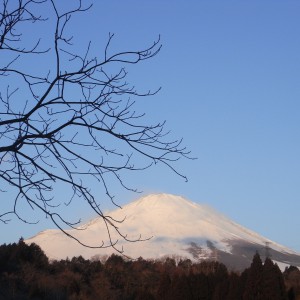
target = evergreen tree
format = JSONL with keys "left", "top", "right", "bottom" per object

{"left": 262, "top": 258, "right": 287, "bottom": 300}
{"left": 225, "top": 272, "right": 243, "bottom": 300}
{"left": 284, "top": 266, "right": 300, "bottom": 300}
{"left": 243, "top": 252, "right": 264, "bottom": 300}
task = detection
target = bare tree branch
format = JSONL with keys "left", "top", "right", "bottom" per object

{"left": 0, "top": 0, "right": 193, "bottom": 254}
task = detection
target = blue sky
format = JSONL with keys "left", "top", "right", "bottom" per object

{"left": 1, "top": 1, "right": 300, "bottom": 252}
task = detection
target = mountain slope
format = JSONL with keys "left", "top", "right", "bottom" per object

{"left": 26, "top": 193, "right": 300, "bottom": 270}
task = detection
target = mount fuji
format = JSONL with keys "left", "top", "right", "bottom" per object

{"left": 26, "top": 193, "right": 300, "bottom": 270}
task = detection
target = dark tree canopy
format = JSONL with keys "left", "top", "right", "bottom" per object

{"left": 0, "top": 243, "right": 293, "bottom": 300}
{"left": 0, "top": 0, "right": 190, "bottom": 251}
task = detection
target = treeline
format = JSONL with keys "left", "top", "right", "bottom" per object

{"left": 0, "top": 239, "right": 299, "bottom": 299}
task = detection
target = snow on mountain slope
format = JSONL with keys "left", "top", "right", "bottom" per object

{"left": 26, "top": 193, "right": 300, "bottom": 269}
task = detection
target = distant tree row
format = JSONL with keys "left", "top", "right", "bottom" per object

{"left": 0, "top": 239, "right": 299, "bottom": 299}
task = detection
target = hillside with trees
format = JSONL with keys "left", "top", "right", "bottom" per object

{"left": 0, "top": 239, "right": 299, "bottom": 299}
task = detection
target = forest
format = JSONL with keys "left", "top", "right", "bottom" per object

{"left": 0, "top": 239, "right": 299, "bottom": 300}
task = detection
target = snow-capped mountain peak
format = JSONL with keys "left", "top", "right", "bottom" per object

{"left": 26, "top": 193, "right": 300, "bottom": 270}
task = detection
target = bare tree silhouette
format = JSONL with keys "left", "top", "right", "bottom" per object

{"left": 0, "top": 0, "right": 191, "bottom": 252}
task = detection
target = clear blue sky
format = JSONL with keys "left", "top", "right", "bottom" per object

{"left": 1, "top": 0, "right": 300, "bottom": 252}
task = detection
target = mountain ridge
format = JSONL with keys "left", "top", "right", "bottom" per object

{"left": 26, "top": 193, "right": 300, "bottom": 270}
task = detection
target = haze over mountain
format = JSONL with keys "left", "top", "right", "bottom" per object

{"left": 26, "top": 194, "right": 300, "bottom": 270}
